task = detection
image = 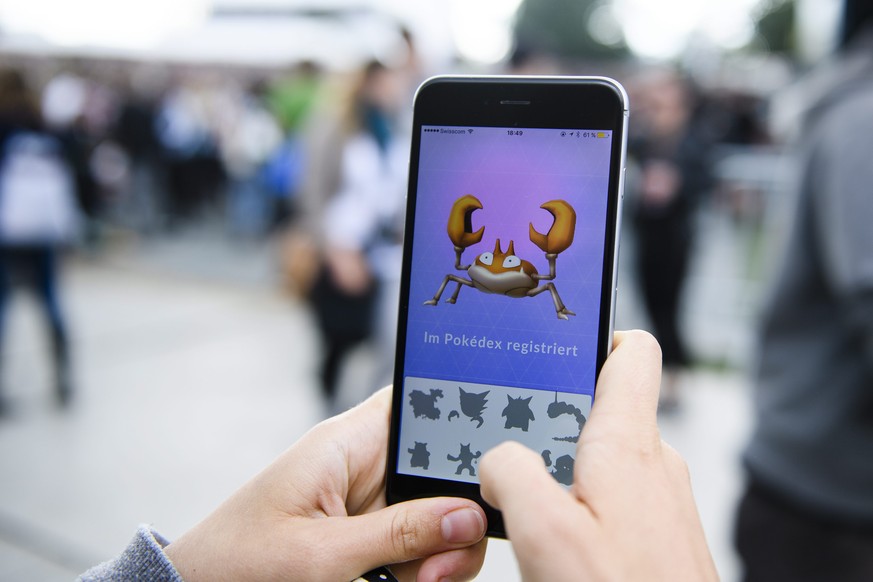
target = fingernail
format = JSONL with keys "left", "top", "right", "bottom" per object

{"left": 441, "top": 507, "right": 485, "bottom": 544}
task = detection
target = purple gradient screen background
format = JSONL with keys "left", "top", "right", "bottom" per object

{"left": 403, "top": 126, "right": 614, "bottom": 396}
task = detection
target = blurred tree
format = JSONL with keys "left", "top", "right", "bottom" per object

{"left": 513, "top": 0, "right": 628, "bottom": 61}
{"left": 754, "top": 0, "right": 796, "bottom": 55}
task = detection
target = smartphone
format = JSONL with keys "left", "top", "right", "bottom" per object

{"left": 386, "top": 76, "right": 628, "bottom": 538}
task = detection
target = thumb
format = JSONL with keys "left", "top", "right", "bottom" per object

{"left": 587, "top": 330, "right": 663, "bottom": 444}
{"left": 326, "top": 497, "right": 486, "bottom": 577}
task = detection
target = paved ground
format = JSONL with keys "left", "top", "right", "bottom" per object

{"left": 0, "top": 209, "right": 760, "bottom": 580}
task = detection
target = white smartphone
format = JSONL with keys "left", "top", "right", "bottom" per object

{"left": 386, "top": 76, "right": 629, "bottom": 538}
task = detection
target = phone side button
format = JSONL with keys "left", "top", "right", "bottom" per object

{"left": 608, "top": 284, "right": 618, "bottom": 344}
{"left": 621, "top": 167, "right": 626, "bottom": 199}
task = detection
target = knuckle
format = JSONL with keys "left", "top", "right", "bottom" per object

{"left": 638, "top": 437, "right": 660, "bottom": 460}
{"left": 389, "top": 508, "right": 427, "bottom": 558}
{"left": 284, "top": 530, "right": 328, "bottom": 577}
{"left": 632, "top": 442, "right": 662, "bottom": 470}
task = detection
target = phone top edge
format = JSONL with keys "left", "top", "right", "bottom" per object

{"left": 414, "top": 74, "right": 629, "bottom": 115}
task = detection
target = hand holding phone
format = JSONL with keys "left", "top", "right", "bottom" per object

{"left": 163, "top": 388, "right": 487, "bottom": 582}
{"left": 479, "top": 331, "right": 719, "bottom": 581}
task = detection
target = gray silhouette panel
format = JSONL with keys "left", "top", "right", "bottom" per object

{"left": 502, "top": 395, "right": 535, "bottom": 431}
{"left": 547, "top": 393, "right": 587, "bottom": 443}
{"left": 449, "top": 387, "right": 489, "bottom": 428}
{"left": 408, "top": 442, "right": 431, "bottom": 470}
{"left": 447, "top": 443, "right": 481, "bottom": 476}
{"left": 409, "top": 389, "right": 444, "bottom": 420}
{"left": 551, "top": 454, "right": 575, "bottom": 486}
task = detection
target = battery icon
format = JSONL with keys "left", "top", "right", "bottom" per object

{"left": 596, "top": 132, "right": 608, "bottom": 138}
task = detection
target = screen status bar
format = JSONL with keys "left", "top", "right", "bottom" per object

{"left": 422, "top": 126, "right": 610, "bottom": 139}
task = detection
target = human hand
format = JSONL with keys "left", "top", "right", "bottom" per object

{"left": 479, "top": 330, "right": 718, "bottom": 581}
{"left": 165, "top": 388, "right": 487, "bottom": 581}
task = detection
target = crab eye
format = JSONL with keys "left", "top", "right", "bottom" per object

{"left": 478, "top": 252, "right": 493, "bottom": 266}
{"left": 503, "top": 255, "right": 521, "bottom": 268}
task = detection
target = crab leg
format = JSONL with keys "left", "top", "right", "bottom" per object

{"left": 424, "top": 275, "right": 474, "bottom": 305}
{"left": 528, "top": 282, "right": 576, "bottom": 320}
{"left": 452, "top": 246, "right": 472, "bottom": 270}
{"left": 532, "top": 253, "right": 558, "bottom": 281}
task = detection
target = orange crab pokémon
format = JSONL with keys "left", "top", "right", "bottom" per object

{"left": 424, "top": 194, "right": 577, "bottom": 320}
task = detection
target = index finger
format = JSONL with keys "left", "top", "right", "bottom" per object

{"left": 479, "top": 442, "right": 590, "bottom": 540}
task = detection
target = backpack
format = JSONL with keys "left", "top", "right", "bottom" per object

{"left": 0, "top": 131, "right": 79, "bottom": 244}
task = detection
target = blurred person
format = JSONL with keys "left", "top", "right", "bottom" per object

{"left": 266, "top": 61, "right": 323, "bottom": 139}
{"left": 0, "top": 69, "right": 80, "bottom": 412}
{"left": 698, "top": 91, "right": 773, "bottom": 228}
{"left": 41, "top": 70, "right": 89, "bottom": 133}
{"left": 60, "top": 113, "right": 101, "bottom": 245}
{"left": 42, "top": 69, "right": 107, "bottom": 244}
{"left": 735, "top": 2, "right": 873, "bottom": 580}
{"left": 307, "top": 59, "right": 411, "bottom": 408}
{"left": 221, "top": 80, "right": 284, "bottom": 237}
{"left": 627, "top": 70, "right": 713, "bottom": 413}
{"left": 396, "top": 25, "right": 428, "bottom": 97}
{"left": 112, "top": 72, "right": 166, "bottom": 233}
{"left": 258, "top": 62, "right": 325, "bottom": 232}
{"left": 79, "top": 331, "right": 718, "bottom": 581}
{"left": 155, "top": 79, "right": 226, "bottom": 226}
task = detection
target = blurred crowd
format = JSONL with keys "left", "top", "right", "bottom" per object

{"left": 0, "top": 28, "right": 779, "bottom": 408}
{"left": 0, "top": 27, "right": 431, "bottom": 411}
{"left": 1, "top": 61, "right": 327, "bottom": 241}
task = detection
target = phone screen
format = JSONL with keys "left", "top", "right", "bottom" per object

{"left": 395, "top": 123, "right": 617, "bottom": 487}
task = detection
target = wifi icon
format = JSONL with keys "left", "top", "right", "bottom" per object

{"left": 467, "top": 129, "right": 474, "bottom": 134}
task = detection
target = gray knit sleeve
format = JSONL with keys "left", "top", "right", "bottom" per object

{"left": 78, "top": 525, "right": 183, "bottom": 581}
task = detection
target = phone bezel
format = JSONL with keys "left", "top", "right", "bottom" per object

{"left": 386, "top": 76, "right": 629, "bottom": 539}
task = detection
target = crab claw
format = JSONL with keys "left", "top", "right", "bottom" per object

{"left": 447, "top": 194, "right": 485, "bottom": 249}
{"left": 529, "top": 199, "right": 577, "bottom": 255}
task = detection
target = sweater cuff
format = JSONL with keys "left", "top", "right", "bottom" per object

{"left": 78, "top": 525, "right": 183, "bottom": 581}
